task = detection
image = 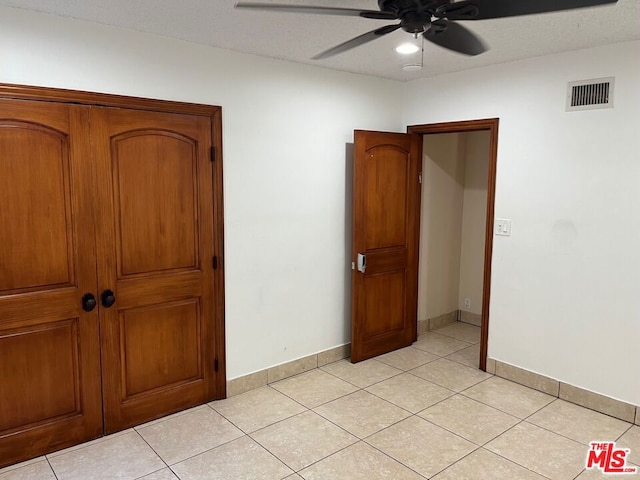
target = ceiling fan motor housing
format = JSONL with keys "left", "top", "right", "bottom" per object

{"left": 378, "top": 0, "right": 439, "bottom": 33}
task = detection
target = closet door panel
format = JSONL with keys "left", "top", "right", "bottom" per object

{"left": 0, "top": 125, "right": 73, "bottom": 292}
{"left": 92, "top": 107, "right": 216, "bottom": 432}
{"left": 113, "top": 132, "right": 199, "bottom": 276}
{"left": 0, "top": 100, "right": 102, "bottom": 467}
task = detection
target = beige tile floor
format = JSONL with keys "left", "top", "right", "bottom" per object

{"left": 2, "top": 322, "right": 638, "bottom": 480}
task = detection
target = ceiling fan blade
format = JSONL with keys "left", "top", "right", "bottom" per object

{"left": 437, "top": 0, "right": 618, "bottom": 20}
{"left": 424, "top": 20, "right": 487, "bottom": 55}
{"left": 234, "top": 3, "right": 397, "bottom": 20}
{"left": 313, "top": 24, "right": 402, "bottom": 60}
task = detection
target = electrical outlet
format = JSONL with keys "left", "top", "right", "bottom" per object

{"left": 464, "top": 298, "right": 471, "bottom": 309}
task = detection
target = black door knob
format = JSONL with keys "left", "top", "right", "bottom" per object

{"left": 82, "top": 293, "right": 97, "bottom": 312}
{"left": 101, "top": 289, "right": 116, "bottom": 308}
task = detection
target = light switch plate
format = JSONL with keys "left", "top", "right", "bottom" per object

{"left": 495, "top": 218, "right": 512, "bottom": 236}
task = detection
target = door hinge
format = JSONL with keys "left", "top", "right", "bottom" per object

{"left": 212, "top": 255, "right": 218, "bottom": 269}
{"left": 214, "top": 358, "right": 219, "bottom": 372}
{"left": 210, "top": 146, "right": 216, "bottom": 162}
{"left": 419, "top": 173, "right": 422, "bottom": 184}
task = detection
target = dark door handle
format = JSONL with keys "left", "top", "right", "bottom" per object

{"left": 101, "top": 289, "right": 116, "bottom": 308}
{"left": 82, "top": 293, "right": 97, "bottom": 312}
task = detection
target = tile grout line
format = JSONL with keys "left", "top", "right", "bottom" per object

{"left": 364, "top": 382, "right": 457, "bottom": 415}
{"left": 132, "top": 466, "right": 174, "bottom": 480}
{"left": 248, "top": 368, "right": 437, "bottom": 478}
{"left": 131, "top": 428, "right": 170, "bottom": 471}
{"left": 274, "top": 386, "right": 357, "bottom": 411}
{"left": 138, "top": 405, "right": 250, "bottom": 470}
{"left": 45, "top": 428, "right": 134, "bottom": 461}
{"left": 414, "top": 397, "right": 519, "bottom": 448}
{"left": 524, "top": 415, "right": 633, "bottom": 448}
{"left": 363, "top": 442, "right": 431, "bottom": 480}
{"left": 480, "top": 417, "right": 555, "bottom": 480}
{"left": 479, "top": 396, "right": 591, "bottom": 479}
{"left": 241, "top": 436, "right": 297, "bottom": 479}
{"left": 311, "top": 391, "right": 411, "bottom": 441}
{"left": 249, "top": 412, "right": 359, "bottom": 475}
{"left": 209, "top": 384, "right": 309, "bottom": 432}
{"left": 318, "top": 361, "right": 406, "bottom": 390}
{"left": 456, "top": 377, "right": 551, "bottom": 419}
{"left": 269, "top": 349, "right": 492, "bottom": 475}
{"left": 361, "top": 414, "right": 462, "bottom": 480}
{"left": 404, "top": 363, "right": 493, "bottom": 393}
{"left": 338, "top": 402, "right": 476, "bottom": 479}
{"left": 205, "top": 401, "right": 259, "bottom": 435}
{"left": 45, "top": 457, "right": 60, "bottom": 480}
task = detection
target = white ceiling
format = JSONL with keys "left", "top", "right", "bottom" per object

{"left": 2, "top": 0, "right": 639, "bottom": 81}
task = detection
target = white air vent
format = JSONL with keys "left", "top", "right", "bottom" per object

{"left": 566, "top": 77, "right": 614, "bottom": 111}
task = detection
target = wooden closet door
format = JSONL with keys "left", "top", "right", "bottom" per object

{"left": 91, "top": 107, "right": 218, "bottom": 432}
{"left": 0, "top": 100, "right": 102, "bottom": 467}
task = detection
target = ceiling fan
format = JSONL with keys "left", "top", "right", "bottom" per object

{"left": 235, "top": 0, "right": 618, "bottom": 59}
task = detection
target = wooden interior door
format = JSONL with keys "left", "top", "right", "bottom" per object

{"left": 91, "top": 107, "right": 219, "bottom": 432}
{"left": 0, "top": 100, "right": 102, "bottom": 467}
{"left": 351, "top": 130, "right": 421, "bottom": 362}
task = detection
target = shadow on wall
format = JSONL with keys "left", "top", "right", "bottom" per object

{"left": 343, "top": 143, "right": 354, "bottom": 342}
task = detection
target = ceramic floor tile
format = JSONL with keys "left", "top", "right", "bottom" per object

{"left": 270, "top": 369, "right": 358, "bottom": 409}
{"left": 367, "top": 416, "right": 476, "bottom": 478}
{"left": 365, "top": 372, "right": 454, "bottom": 413}
{"left": 137, "top": 405, "right": 244, "bottom": 465}
{"left": 374, "top": 346, "right": 438, "bottom": 371}
{"left": 418, "top": 395, "right": 519, "bottom": 445}
{"left": 211, "top": 386, "right": 306, "bottom": 433}
{"left": 431, "top": 448, "right": 547, "bottom": 480}
{"left": 171, "top": 436, "right": 293, "bottom": 480}
{"left": 445, "top": 344, "right": 480, "bottom": 368}
{"left": 284, "top": 475, "right": 304, "bottom": 480}
{"left": 0, "top": 457, "right": 46, "bottom": 475}
{"left": 47, "top": 429, "right": 134, "bottom": 458}
{"left": 47, "top": 430, "right": 164, "bottom": 480}
{"left": 486, "top": 422, "right": 588, "bottom": 480}
{"left": 618, "top": 425, "right": 640, "bottom": 467}
{"left": 410, "top": 358, "right": 491, "bottom": 392}
{"left": 320, "top": 359, "right": 402, "bottom": 388}
{"left": 299, "top": 442, "right": 424, "bottom": 480}
{"left": 433, "top": 322, "right": 481, "bottom": 344}
{"left": 527, "top": 399, "right": 632, "bottom": 445}
{"left": 314, "top": 390, "right": 411, "bottom": 438}
{"left": 135, "top": 405, "right": 203, "bottom": 430}
{"left": 412, "top": 332, "right": 473, "bottom": 356}
{"left": 0, "top": 460, "right": 56, "bottom": 480}
{"left": 463, "top": 376, "right": 555, "bottom": 418}
{"left": 251, "top": 411, "right": 357, "bottom": 471}
{"left": 136, "top": 468, "right": 179, "bottom": 480}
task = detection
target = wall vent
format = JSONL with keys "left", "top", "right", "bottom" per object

{"left": 566, "top": 77, "right": 614, "bottom": 111}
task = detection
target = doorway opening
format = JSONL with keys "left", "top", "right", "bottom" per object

{"left": 408, "top": 119, "right": 499, "bottom": 371}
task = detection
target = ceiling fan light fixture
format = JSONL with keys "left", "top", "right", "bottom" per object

{"left": 395, "top": 43, "right": 420, "bottom": 55}
{"left": 402, "top": 63, "right": 422, "bottom": 71}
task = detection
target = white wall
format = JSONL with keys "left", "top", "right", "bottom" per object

{"left": 404, "top": 40, "right": 640, "bottom": 405}
{"left": 458, "top": 131, "right": 490, "bottom": 315}
{"left": 418, "top": 133, "right": 465, "bottom": 321}
{"left": 0, "top": 6, "right": 404, "bottom": 379}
